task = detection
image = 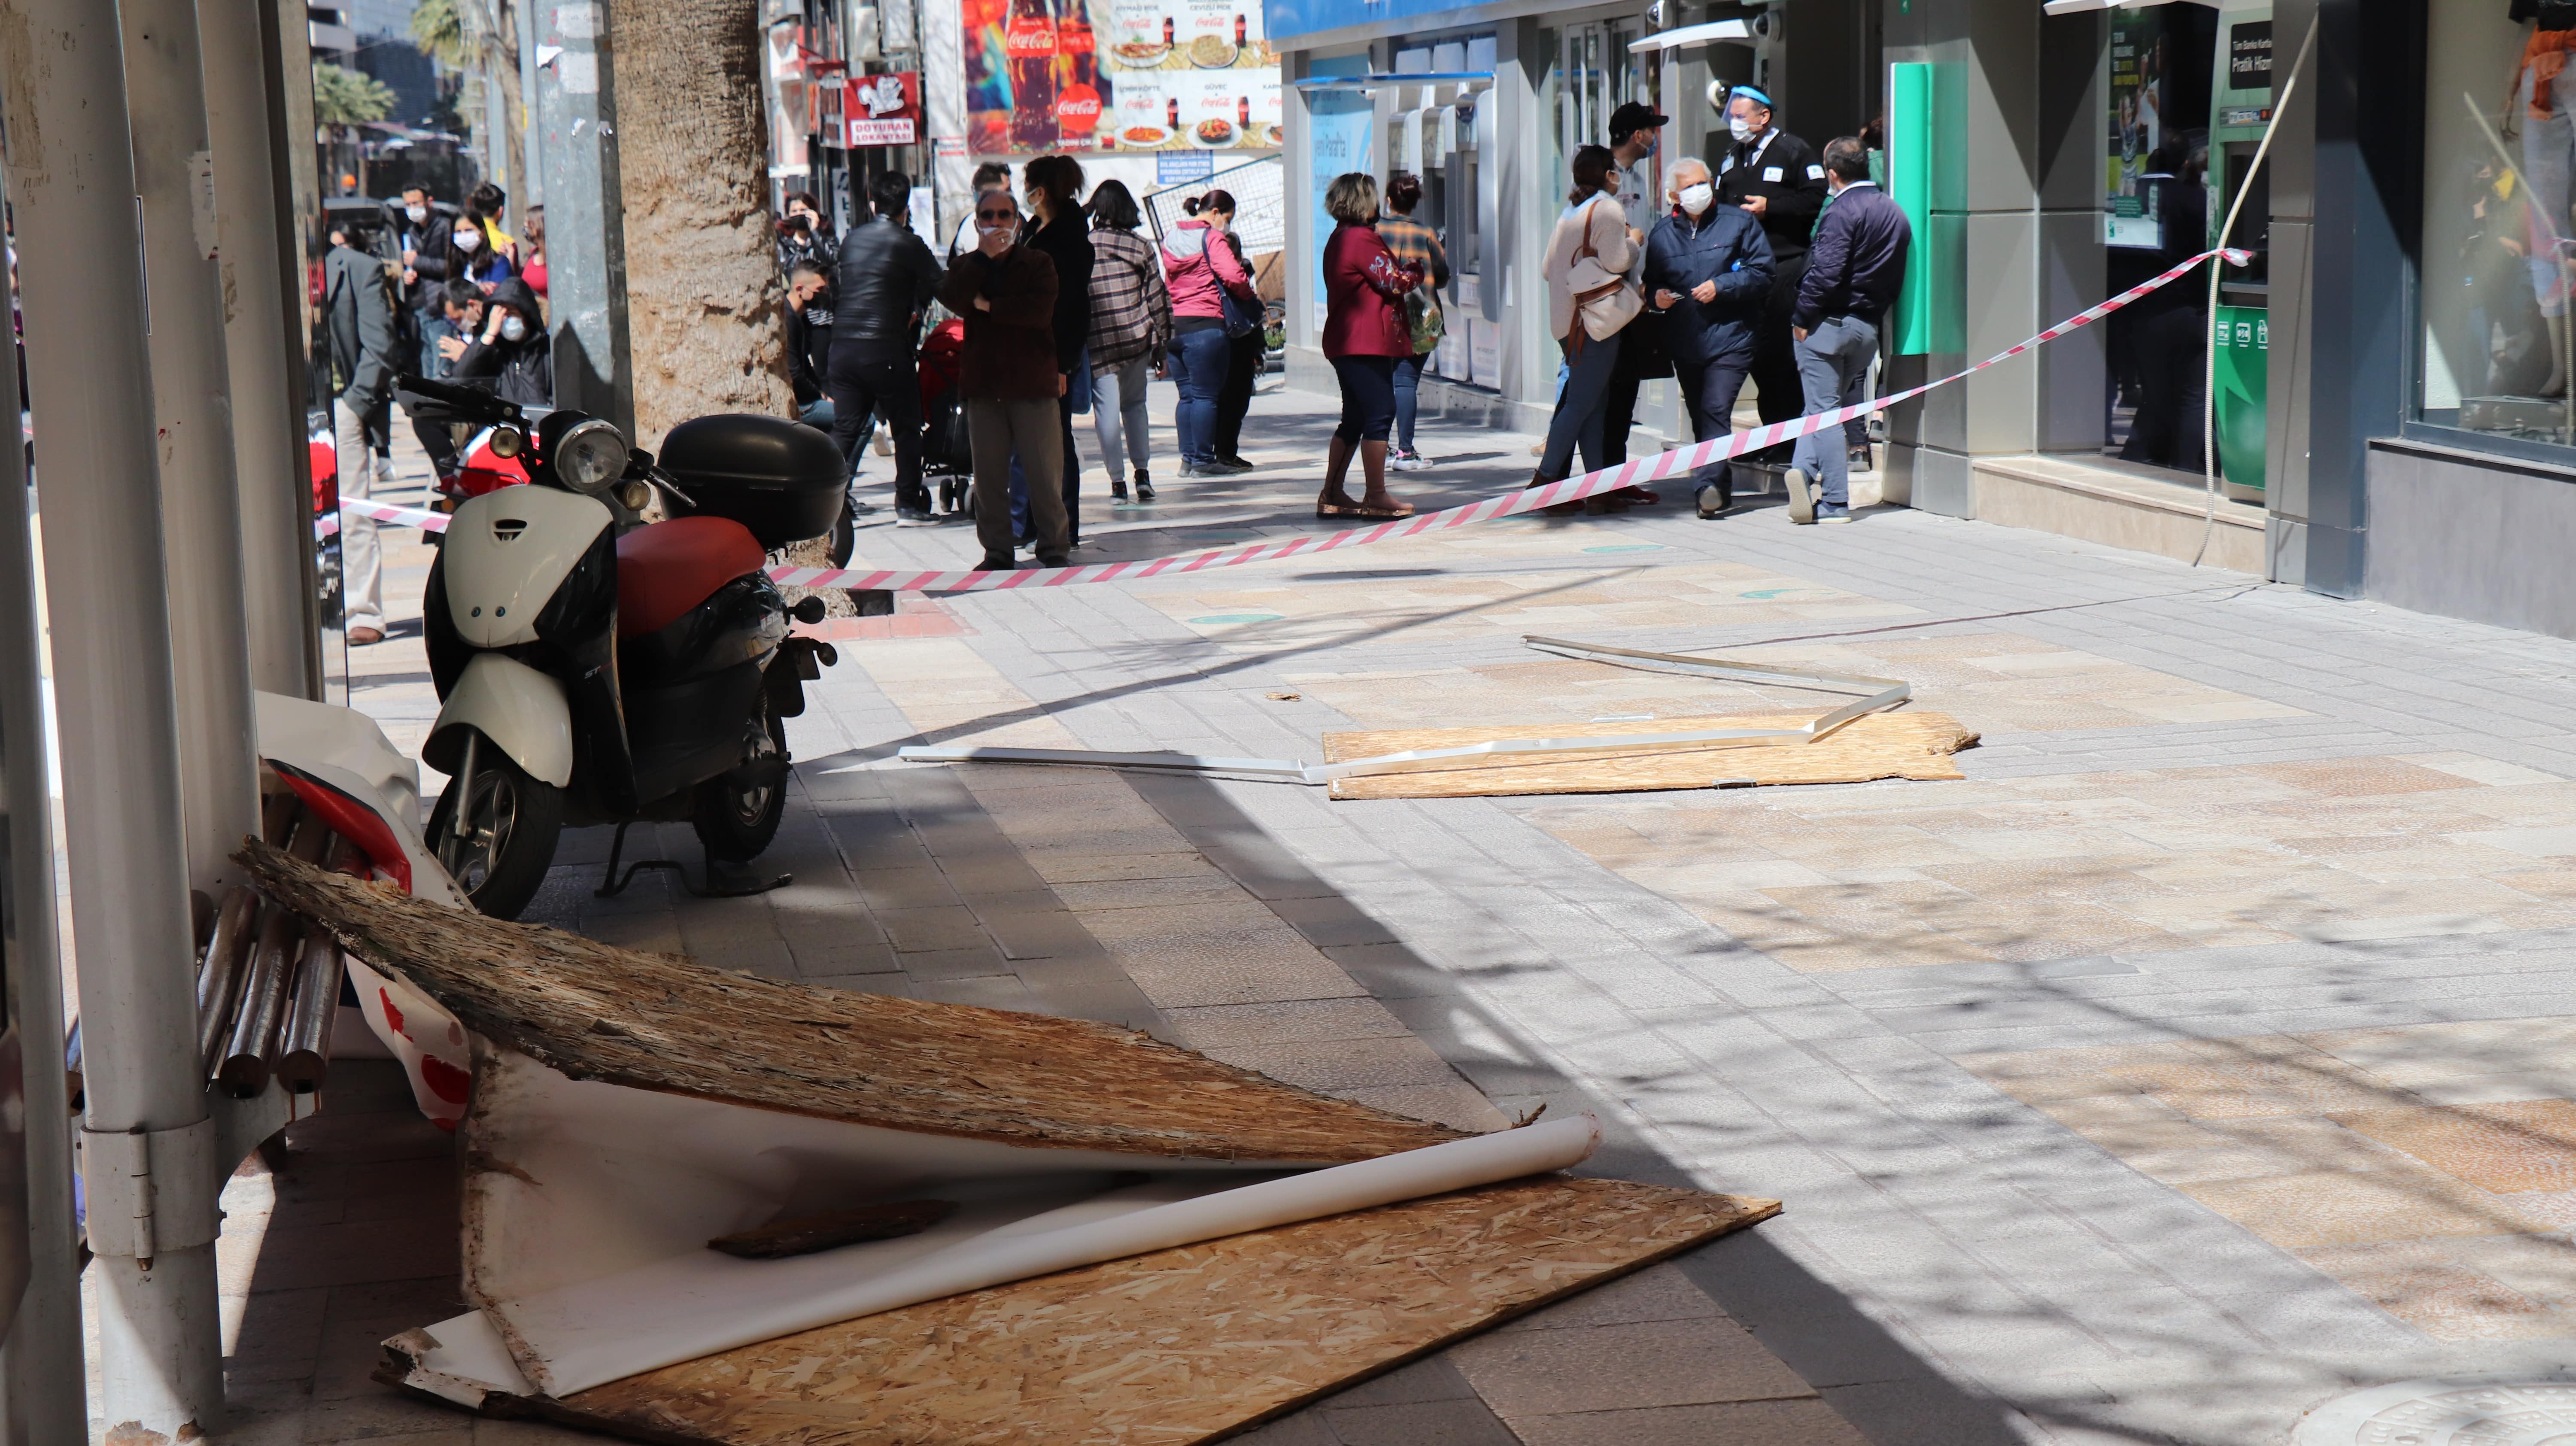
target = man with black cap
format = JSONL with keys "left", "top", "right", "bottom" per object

{"left": 1715, "top": 84, "right": 1829, "bottom": 462}
{"left": 1599, "top": 98, "right": 1671, "bottom": 505}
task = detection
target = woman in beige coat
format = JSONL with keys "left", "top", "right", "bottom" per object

{"left": 1531, "top": 144, "right": 1643, "bottom": 515}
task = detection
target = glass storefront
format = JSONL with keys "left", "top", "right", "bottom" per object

{"left": 2417, "top": 0, "right": 2576, "bottom": 450}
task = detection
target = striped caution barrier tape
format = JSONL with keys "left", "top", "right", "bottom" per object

{"left": 322, "top": 247, "right": 2244, "bottom": 585}
{"left": 317, "top": 498, "right": 454, "bottom": 538}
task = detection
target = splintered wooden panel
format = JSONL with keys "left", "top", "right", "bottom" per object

{"left": 1324, "top": 710, "right": 1978, "bottom": 800}
{"left": 541, "top": 1176, "right": 1777, "bottom": 1446}
{"left": 239, "top": 841, "right": 1460, "bottom": 1162}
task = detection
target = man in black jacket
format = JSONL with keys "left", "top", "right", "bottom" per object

{"left": 1714, "top": 85, "right": 1829, "bottom": 462}
{"left": 784, "top": 259, "right": 836, "bottom": 429}
{"left": 1643, "top": 156, "right": 1774, "bottom": 516}
{"left": 324, "top": 219, "right": 398, "bottom": 644}
{"left": 1786, "top": 137, "right": 1911, "bottom": 526}
{"left": 832, "top": 170, "right": 943, "bottom": 523}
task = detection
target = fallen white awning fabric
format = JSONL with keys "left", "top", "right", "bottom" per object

{"left": 239, "top": 841, "right": 1771, "bottom": 1437}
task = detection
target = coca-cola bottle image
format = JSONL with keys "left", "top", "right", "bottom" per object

{"left": 1234, "top": 13, "right": 1246, "bottom": 46}
{"left": 1163, "top": 15, "right": 1175, "bottom": 46}
{"left": 1004, "top": 0, "right": 1058, "bottom": 152}
{"left": 1055, "top": 0, "right": 1100, "bottom": 149}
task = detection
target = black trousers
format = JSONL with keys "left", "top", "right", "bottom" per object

{"left": 1748, "top": 257, "right": 1809, "bottom": 462}
{"left": 413, "top": 414, "right": 459, "bottom": 478}
{"left": 2119, "top": 306, "right": 2207, "bottom": 471}
{"left": 1212, "top": 331, "right": 1262, "bottom": 459}
{"left": 827, "top": 343, "right": 927, "bottom": 512}
{"left": 1057, "top": 394, "right": 1082, "bottom": 547}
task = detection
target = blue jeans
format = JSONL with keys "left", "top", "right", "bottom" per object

{"left": 1539, "top": 331, "right": 1622, "bottom": 479}
{"left": 1392, "top": 351, "right": 1426, "bottom": 452}
{"left": 419, "top": 316, "right": 457, "bottom": 379}
{"left": 1790, "top": 316, "right": 1878, "bottom": 508}
{"left": 1091, "top": 355, "right": 1152, "bottom": 480}
{"left": 1169, "top": 325, "right": 1230, "bottom": 466}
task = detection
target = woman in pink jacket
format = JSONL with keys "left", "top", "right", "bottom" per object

{"left": 1160, "top": 189, "right": 1260, "bottom": 477}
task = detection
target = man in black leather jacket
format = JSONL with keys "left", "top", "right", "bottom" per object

{"left": 831, "top": 171, "right": 944, "bottom": 522}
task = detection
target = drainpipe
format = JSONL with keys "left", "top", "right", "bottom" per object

{"left": 0, "top": 170, "right": 88, "bottom": 1446}
{"left": 0, "top": 3, "right": 227, "bottom": 1438}
{"left": 206, "top": 0, "right": 319, "bottom": 700}
{"left": 125, "top": 0, "right": 264, "bottom": 899}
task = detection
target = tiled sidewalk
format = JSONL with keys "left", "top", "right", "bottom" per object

{"left": 241, "top": 372, "right": 2576, "bottom": 1446}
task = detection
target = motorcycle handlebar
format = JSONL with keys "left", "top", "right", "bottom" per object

{"left": 395, "top": 373, "right": 523, "bottom": 425}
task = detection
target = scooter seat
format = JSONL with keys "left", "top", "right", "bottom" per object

{"left": 615, "top": 516, "right": 766, "bottom": 636}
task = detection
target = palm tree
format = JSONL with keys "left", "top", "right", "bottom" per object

{"left": 409, "top": 0, "right": 469, "bottom": 69}
{"left": 313, "top": 63, "right": 396, "bottom": 195}
{"left": 611, "top": 0, "right": 793, "bottom": 444}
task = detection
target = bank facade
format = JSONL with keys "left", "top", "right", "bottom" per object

{"left": 1263, "top": 0, "right": 2574, "bottom": 638}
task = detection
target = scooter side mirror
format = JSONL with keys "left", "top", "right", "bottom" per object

{"left": 789, "top": 596, "right": 829, "bottom": 626}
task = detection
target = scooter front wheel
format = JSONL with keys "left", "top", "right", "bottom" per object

{"left": 427, "top": 739, "right": 566, "bottom": 920}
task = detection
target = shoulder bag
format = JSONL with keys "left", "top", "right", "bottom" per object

{"left": 1564, "top": 199, "right": 1642, "bottom": 349}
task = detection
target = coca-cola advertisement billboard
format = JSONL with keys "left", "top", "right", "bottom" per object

{"left": 963, "top": 0, "right": 1281, "bottom": 156}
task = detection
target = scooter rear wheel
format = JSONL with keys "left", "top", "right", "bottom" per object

{"left": 693, "top": 702, "right": 790, "bottom": 863}
{"left": 426, "top": 742, "right": 565, "bottom": 921}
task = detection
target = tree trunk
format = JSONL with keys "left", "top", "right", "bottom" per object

{"left": 608, "top": 0, "right": 791, "bottom": 444}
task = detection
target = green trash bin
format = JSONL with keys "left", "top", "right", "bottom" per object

{"left": 2213, "top": 304, "right": 2266, "bottom": 492}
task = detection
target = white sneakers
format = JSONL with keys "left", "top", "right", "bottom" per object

{"left": 1785, "top": 467, "right": 1816, "bottom": 524}
{"left": 1388, "top": 449, "right": 1436, "bottom": 472}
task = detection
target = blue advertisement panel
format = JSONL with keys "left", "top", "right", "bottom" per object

{"left": 1305, "top": 58, "right": 1373, "bottom": 331}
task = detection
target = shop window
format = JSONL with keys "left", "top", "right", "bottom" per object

{"left": 2101, "top": 6, "right": 2223, "bottom": 479}
{"left": 2416, "top": 0, "right": 2576, "bottom": 456}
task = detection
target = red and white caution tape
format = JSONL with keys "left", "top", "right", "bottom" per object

{"left": 317, "top": 248, "right": 2244, "bottom": 583}
{"left": 318, "top": 498, "right": 454, "bottom": 538}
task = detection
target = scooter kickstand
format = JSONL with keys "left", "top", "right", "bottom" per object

{"left": 594, "top": 821, "right": 791, "bottom": 899}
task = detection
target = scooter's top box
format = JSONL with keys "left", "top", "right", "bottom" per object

{"left": 656, "top": 414, "right": 847, "bottom": 550}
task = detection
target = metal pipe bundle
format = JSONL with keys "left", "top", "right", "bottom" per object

{"left": 274, "top": 932, "right": 342, "bottom": 1094}
{"left": 192, "top": 886, "right": 261, "bottom": 1084}
{"left": 216, "top": 908, "right": 299, "bottom": 1099}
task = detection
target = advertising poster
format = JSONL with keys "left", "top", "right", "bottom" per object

{"left": 2105, "top": 10, "right": 2162, "bottom": 248}
{"left": 964, "top": 0, "right": 1282, "bottom": 156}
{"left": 1306, "top": 82, "right": 1372, "bottom": 328}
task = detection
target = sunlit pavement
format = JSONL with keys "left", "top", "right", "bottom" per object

{"left": 233, "top": 374, "right": 2576, "bottom": 1445}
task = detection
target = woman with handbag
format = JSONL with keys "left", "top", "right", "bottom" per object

{"left": 1317, "top": 171, "right": 1425, "bottom": 520}
{"left": 1533, "top": 145, "right": 1642, "bottom": 516}
{"left": 1376, "top": 172, "right": 1452, "bottom": 471}
{"left": 1160, "top": 188, "right": 1261, "bottom": 479}
{"left": 1209, "top": 223, "right": 1267, "bottom": 471}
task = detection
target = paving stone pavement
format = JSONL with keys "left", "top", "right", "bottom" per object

{"left": 212, "top": 378, "right": 2576, "bottom": 1445}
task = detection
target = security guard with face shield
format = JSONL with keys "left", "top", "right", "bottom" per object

{"left": 1715, "top": 84, "right": 1830, "bottom": 459}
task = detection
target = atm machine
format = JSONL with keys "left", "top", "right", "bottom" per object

{"left": 2208, "top": 1, "right": 2272, "bottom": 498}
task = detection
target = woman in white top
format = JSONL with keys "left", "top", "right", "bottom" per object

{"left": 1533, "top": 144, "right": 1643, "bottom": 516}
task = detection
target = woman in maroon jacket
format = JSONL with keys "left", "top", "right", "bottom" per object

{"left": 1317, "top": 172, "right": 1423, "bottom": 519}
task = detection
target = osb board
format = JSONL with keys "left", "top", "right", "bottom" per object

{"left": 1323, "top": 710, "right": 1978, "bottom": 800}
{"left": 471, "top": 1175, "right": 1778, "bottom": 1446}
{"left": 239, "top": 840, "right": 1459, "bottom": 1162}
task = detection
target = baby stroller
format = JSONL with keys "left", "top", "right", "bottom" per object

{"left": 918, "top": 318, "right": 972, "bottom": 516}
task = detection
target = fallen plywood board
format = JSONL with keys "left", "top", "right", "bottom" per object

{"left": 1324, "top": 709, "right": 1979, "bottom": 799}
{"left": 402, "top": 1176, "right": 1775, "bottom": 1446}
{"left": 240, "top": 841, "right": 1781, "bottom": 1429}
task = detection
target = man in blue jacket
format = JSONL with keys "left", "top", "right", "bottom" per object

{"left": 1787, "top": 137, "right": 1912, "bottom": 525}
{"left": 1643, "top": 156, "right": 1774, "bottom": 518}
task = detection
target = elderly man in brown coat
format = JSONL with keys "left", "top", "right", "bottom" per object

{"left": 936, "top": 186, "right": 1068, "bottom": 571}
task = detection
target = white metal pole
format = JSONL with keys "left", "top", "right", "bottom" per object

{"left": 0, "top": 170, "right": 89, "bottom": 1446}
{"left": 0, "top": 4, "right": 226, "bottom": 1437}
{"left": 517, "top": 0, "right": 545, "bottom": 207}
{"left": 206, "top": 0, "right": 319, "bottom": 701}
{"left": 127, "top": 0, "right": 264, "bottom": 898}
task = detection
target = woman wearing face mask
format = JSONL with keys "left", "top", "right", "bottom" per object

{"left": 445, "top": 210, "right": 514, "bottom": 292}
{"left": 1532, "top": 146, "right": 1642, "bottom": 516}
{"left": 1161, "top": 188, "right": 1261, "bottom": 477}
{"left": 1643, "top": 156, "right": 1774, "bottom": 518}
{"left": 453, "top": 277, "right": 553, "bottom": 407}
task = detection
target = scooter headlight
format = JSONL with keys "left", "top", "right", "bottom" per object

{"left": 487, "top": 425, "right": 525, "bottom": 459}
{"left": 552, "top": 419, "right": 628, "bottom": 495}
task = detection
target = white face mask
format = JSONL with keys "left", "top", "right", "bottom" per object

{"left": 1729, "top": 115, "right": 1762, "bottom": 146}
{"left": 1678, "top": 182, "right": 1714, "bottom": 216}
{"left": 499, "top": 314, "right": 527, "bottom": 343}
{"left": 405, "top": 204, "right": 428, "bottom": 223}
{"left": 455, "top": 230, "right": 483, "bottom": 254}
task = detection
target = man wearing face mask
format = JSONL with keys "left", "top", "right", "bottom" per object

{"left": 1598, "top": 101, "right": 1671, "bottom": 504}
{"left": 387, "top": 185, "right": 446, "bottom": 374}
{"left": 1644, "top": 156, "right": 1773, "bottom": 517}
{"left": 453, "top": 277, "right": 553, "bottom": 408}
{"left": 1713, "top": 85, "right": 1828, "bottom": 462}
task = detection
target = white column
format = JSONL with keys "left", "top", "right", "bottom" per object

{"left": 0, "top": 3, "right": 226, "bottom": 1436}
